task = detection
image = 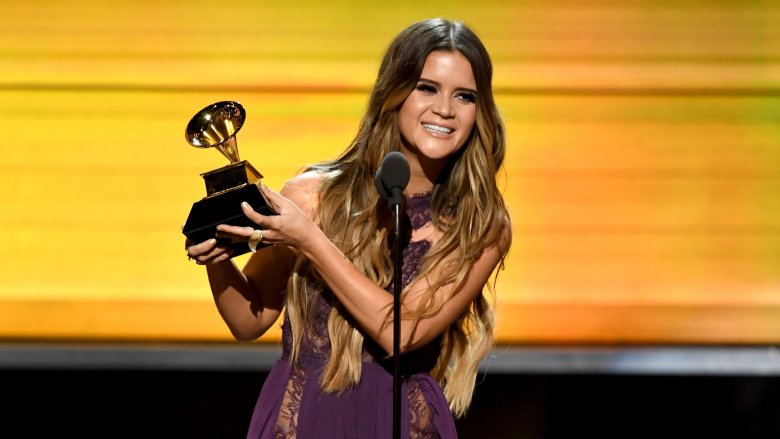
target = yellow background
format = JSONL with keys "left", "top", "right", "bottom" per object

{"left": 1, "top": 1, "right": 779, "bottom": 344}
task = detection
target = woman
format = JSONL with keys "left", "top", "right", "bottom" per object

{"left": 186, "top": 18, "right": 511, "bottom": 439}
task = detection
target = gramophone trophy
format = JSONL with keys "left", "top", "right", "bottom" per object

{"left": 181, "top": 101, "right": 276, "bottom": 257}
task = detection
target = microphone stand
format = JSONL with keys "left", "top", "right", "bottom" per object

{"left": 373, "top": 150, "right": 409, "bottom": 439}
{"left": 391, "top": 199, "right": 402, "bottom": 439}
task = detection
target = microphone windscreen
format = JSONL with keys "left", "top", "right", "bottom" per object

{"left": 379, "top": 151, "right": 410, "bottom": 191}
{"left": 374, "top": 166, "right": 389, "bottom": 199}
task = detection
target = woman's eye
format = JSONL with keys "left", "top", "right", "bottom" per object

{"left": 457, "top": 92, "right": 477, "bottom": 103}
{"left": 416, "top": 83, "right": 437, "bottom": 94}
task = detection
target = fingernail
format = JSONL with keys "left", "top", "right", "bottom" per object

{"left": 209, "top": 238, "right": 217, "bottom": 245}
{"left": 241, "top": 201, "right": 249, "bottom": 208}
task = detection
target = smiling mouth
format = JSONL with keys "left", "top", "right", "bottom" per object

{"left": 422, "top": 123, "right": 453, "bottom": 135}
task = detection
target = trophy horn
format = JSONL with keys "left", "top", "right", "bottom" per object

{"left": 185, "top": 101, "right": 246, "bottom": 163}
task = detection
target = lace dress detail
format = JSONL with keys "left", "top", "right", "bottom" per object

{"left": 273, "top": 367, "right": 305, "bottom": 438}
{"left": 247, "top": 193, "right": 457, "bottom": 439}
{"left": 406, "top": 193, "right": 432, "bottom": 229}
{"left": 408, "top": 376, "right": 440, "bottom": 438}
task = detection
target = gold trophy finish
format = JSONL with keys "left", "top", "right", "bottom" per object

{"left": 182, "top": 101, "right": 276, "bottom": 257}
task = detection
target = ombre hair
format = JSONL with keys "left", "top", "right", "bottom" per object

{"left": 285, "top": 18, "right": 511, "bottom": 418}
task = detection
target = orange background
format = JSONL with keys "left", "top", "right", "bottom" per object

{"left": 1, "top": 1, "right": 779, "bottom": 344}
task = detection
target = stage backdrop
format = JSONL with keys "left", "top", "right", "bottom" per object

{"left": 1, "top": 1, "right": 779, "bottom": 344}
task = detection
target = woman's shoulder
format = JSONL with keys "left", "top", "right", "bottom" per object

{"left": 279, "top": 170, "right": 325, "bottom": 221}
{"left": 281, "top": 170, "right": 324, "bottom": 193}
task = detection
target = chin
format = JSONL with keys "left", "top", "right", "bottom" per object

{"left": 419, "top": 143, "right": 462, "bottom": 161}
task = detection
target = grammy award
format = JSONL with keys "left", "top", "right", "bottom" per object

{"left": 181, "top": 101, "right": 276, "bottom": 257}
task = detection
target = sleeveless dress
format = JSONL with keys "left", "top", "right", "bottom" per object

{"left": 246, "top": 193, "right": 458, "bottom": 439}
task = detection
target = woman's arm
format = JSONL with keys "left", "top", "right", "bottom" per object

{"left": 202, "top": 245, "right": 292, "bottom": 341}
{"left": 241, "top": 182, "right": 510, "bottom": 355}
{"left": 299, "top": 222, "right": 508, "bottom": 355}
{"left": 185, "top": 178, "right": 318, "bottom": 341}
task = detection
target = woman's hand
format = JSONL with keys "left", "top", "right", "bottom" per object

{"left": 215, "top": 185, "right": 318, "bottom": 252}
{"left": 184, "top": 237, "right": 233, "bottom": 265}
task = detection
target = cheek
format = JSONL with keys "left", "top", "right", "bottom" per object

{"left": 460, "top": 111, "right": 477, "bottom": 138}
{"left": 398, "top": 112, "right": 413, "bottom": 142}
{"left": 398, "top": 102, "right": 419, "bottom": 139}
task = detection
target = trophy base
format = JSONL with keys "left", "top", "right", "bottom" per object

{"left": 182, "top": 183, "right": 277, "bottom": 257}
{"left": 202, "top": 160, "right": 263, "bottom": 196}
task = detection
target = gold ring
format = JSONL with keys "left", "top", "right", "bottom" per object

{"left": 247, "top": 229, "right": 263, "bottom": 253}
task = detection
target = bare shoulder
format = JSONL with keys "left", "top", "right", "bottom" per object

{"left": 497, "top": 218, "right": 512, "bottom": 255}
{"left": 279, "top": 170, "right": 324, "bottom": 221}
{"left": 280, "top": 170, "right": 324, "bottom": 198}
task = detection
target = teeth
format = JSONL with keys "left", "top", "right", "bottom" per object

{"left": 422, "top": 123, "right": 453, "bottom": 134}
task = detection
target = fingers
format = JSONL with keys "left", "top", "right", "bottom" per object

{"left": 215, "top": 225, "right": 255, "bottom": 241}
{"left": 241, "top": 185, "right": 290, "bottom": 229}
{"left": 196, "top": 242, "right": 233, "bottom": 264}
{"left": 183, "top": 185, "right": 287, "bottom": 265}
{"left": 210, "top": 251, "right": 232, "bottom": 264}
{"left": 186, "top": 238, "right": 216, "bottom": 257}
{"left": 241, "top": 201, "right": 268, "bottom": 226}
{"left": 259, "top": 184, "right": 283, "bottom": 212}
{"left": 185, "top": 238, "right": 233, "bottom": 265}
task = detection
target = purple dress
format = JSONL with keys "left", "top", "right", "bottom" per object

{"left": 246, "top": 194, "right": 458, "bottom": 439}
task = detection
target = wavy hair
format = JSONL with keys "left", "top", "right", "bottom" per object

{"left": 286, "top": 18, "right": 511, "bottom": 417}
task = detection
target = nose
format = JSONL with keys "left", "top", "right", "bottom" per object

{"left": 432, "top": 97, "right": 454, "bottom": 118}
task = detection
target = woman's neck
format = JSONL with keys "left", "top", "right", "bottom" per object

{"left": 400, "top": 148, "right": 447, "bottom": 195}
{"left": 405, "top": 171, "right": 434, "bottom": 195}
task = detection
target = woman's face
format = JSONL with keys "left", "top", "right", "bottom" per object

{"left": 398, "top": 50, "right": 477, "bottom": 165}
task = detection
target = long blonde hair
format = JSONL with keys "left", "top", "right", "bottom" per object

{"left": 286, "top": 18, "right": 511, "bottom": 418}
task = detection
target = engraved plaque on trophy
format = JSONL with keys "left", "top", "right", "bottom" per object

{"left": 181, "top": 101, "right": 276, "bottom": 257}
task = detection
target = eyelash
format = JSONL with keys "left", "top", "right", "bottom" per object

{"left": 457, "top": 92, "right": 477, "bottom": 103}
{"left": 415, "top": 83, "right": 476, "bottom": 103}
{"left": 416, "top": 83, "right": 437, "bottom": 94}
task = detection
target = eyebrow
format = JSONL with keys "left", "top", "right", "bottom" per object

{"left": 418, "top": 77, "right": 477, "bottom": 95}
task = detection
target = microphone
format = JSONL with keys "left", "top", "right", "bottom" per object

{"left": 374, "top": 151, "right": 410, "bottom": 207}
{"left": 373, "top": 151, "right": 409, "bottom": 439}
